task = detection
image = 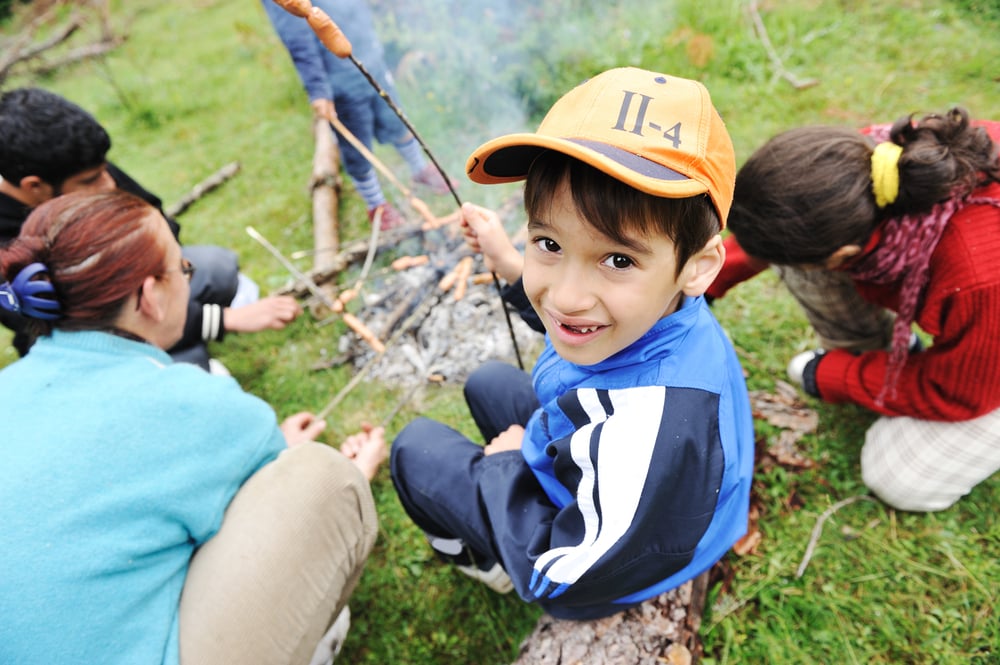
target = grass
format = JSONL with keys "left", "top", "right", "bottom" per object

{"left": 2, "top": 0, "right": 999, "bottom": 662}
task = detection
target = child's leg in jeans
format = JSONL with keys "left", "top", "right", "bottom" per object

{"left": 391, "top": 417, "right": 502, "bottom": 568}
{"left": 775, "top": 266, "right": 895, "bottom": 352}
{"left": 464, "top": 360, "right": 539, "bottom": 441}
{"left": 391, "top": 361, "right": 538, "bottom": 588}
{"left": 178, "top": 443, "right": 378, "bottom": 665}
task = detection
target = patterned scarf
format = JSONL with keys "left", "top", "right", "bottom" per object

{"left": 851, "top": 124, "right": 1000, "bottom": 404}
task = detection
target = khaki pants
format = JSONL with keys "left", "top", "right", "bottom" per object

{"left": 777, "top": 266, "right": 1000, "bottom": 511}
{"left": 178, "top": 443, "right": 378, "bottom": 664}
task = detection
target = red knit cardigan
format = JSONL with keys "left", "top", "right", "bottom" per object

{"left": 711, "top": 122, "right": 1000, "bottom": 421}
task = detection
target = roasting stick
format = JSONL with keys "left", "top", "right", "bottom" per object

{"left": 323, "top": 112, "right": 438, "bottom": 228}
{"left": 245, "top": 225, "right": 385, "bottom": 354}
{"left": 271, "top": 0, "right": 524, "bottom": 370}
{"left": 300, "top": 4, "right": 459, "bottom": 207}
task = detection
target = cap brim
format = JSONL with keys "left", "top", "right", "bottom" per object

{"left": 466, "top": 133, "right": 711, "bottom": 200}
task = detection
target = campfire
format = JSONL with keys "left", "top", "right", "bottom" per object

{"left": 274, "top": 191, "right": 540, "bottom": 392}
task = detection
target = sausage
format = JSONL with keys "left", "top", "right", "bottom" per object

{"left": 391, "top": 255, "right": 429, "bottom": 271}
{"left": 438, "top": 267, "right": 459, "bottom": 292}
{"left": 307, "top": 7, "right": 353, "bottom": 58}
{"left": 273, "top": 0, "right": 312, "bottom": 18}
{"left": 342, "top": 312, "right": 385, "bottom": 353}
{"left": 452, "top": 256, "right": 474, "bottom": 301}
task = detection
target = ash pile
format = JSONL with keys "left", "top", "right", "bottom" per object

{"left": 283, "top": 195, "right": 542, "bottom": 390}
{"left": 339, "top": 250, "right": 540, "bottom": 388}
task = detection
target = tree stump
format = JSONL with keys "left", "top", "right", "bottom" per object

{"left": 510, "top": 571, "right": 709, "bottom": 665}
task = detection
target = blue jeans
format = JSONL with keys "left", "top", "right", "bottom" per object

{"left": 390, "top": 361, "right": 539, "bottom": 567}
{"left": 332, "top": 85, "right": 409, "bottom": 183}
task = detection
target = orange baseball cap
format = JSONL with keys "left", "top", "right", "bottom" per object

{"left": 466, "top": 67, "right": 735, "bottom": 226}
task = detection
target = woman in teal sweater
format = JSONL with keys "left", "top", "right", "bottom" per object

{"left": 0, "top": 191, "right": 386, "bottom": 665}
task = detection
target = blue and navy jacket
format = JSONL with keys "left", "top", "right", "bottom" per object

{"left": 479, "top": 293, "right": 754, "bottom": 619}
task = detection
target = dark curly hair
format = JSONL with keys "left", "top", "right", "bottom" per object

{"left": 729, "top": 107, "right": 1000, "bottom": 265}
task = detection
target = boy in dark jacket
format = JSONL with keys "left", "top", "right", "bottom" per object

{"left": 390, "top": 67, "right": 755, "bottom": 620}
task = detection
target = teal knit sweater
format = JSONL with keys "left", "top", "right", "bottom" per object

{"left": 0, "top": 330, "right": 285, "bottom": 664}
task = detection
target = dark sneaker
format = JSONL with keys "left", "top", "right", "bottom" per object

{"left": 367, "top": 203, "right": 405, "bottom": 231}
{"left": 412, "top": 164, "right": 456, "bottom": 196}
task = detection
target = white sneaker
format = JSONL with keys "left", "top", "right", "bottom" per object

{"left": 456, "top": 562, "right": 514, "bottom": 594}
{"left": 207, "top": 358, "right": 231, "bottom": 376}
{"left": 309, "top": 605, "right": 351, "bottom": 665}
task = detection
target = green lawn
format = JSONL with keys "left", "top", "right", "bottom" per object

{"left": 2, "top": 0, "right": 997, "bottom": 662}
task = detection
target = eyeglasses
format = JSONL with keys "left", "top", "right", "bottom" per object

{"left": 162, "top": 258, "right": 197, "bottom": 282}
{"left": 135, "top": 258, "right": 196, "bottom": 310}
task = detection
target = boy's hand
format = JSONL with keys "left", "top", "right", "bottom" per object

{"left": 460, "top": 202, "right": 523, "bottom": 283}
{"left": 484, "top": 424, "right": 525, "bottom": 455}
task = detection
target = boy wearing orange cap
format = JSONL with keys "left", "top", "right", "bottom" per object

{"left": 390, "top": 68, "right": 754, "bottom": 619}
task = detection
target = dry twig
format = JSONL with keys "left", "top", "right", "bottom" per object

{"left": 796, "top": 494, "right": 877, "bottom": 578}
{"left": 745, "top": 0, "right": 819, "bottom": 90}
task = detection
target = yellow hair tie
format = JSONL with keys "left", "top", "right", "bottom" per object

{"left": 871, "top": 141, "right": 903, "bottom": 208}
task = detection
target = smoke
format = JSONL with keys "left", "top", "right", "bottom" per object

{"left": 369, "top": 0, "right": 670, "bottom": 212}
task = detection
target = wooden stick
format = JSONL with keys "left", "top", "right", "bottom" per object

{"left": 310, "top": 117, "right": 341, "bottom": 271}
{"left": 325, "top": 112, "right": 412, "bottom": 198}
{"left": 316, "top": 282, "right": 445, "bottom": 419}
{"left": 246, "top": 226, "right": 386, "bottom": 353}
{"left": 165, "top": 162, "right": 241, "bottom": 218}
{"left": 746, "top": 0, "right": 819, "bottom": 90}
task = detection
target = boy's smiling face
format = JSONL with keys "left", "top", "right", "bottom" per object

{"left": 523, "top": 179, "right": 702, "bottom": 366}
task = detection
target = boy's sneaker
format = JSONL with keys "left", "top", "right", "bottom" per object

{"left": 309, "top": 605, "right": 351, "bottom": 665}
{"left": 367, "top": 203, "right": 405, "bottom": 231}
{"left": 456, "top": 562, "right": 514, "bottom": 594}
{"left": 412, "top": 164, "right": 456, "bottom": 196}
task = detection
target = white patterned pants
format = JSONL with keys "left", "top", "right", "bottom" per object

{"left": 777, "top": 266, "right": 1000, "bottom": 512}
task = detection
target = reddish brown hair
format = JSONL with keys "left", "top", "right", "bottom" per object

{"left": 0, "top": 190, "right": 167, "bottom": 334}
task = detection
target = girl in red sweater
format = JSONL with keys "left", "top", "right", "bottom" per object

{"left": 723, "top": 107, "right": 1000, "bottom": 512}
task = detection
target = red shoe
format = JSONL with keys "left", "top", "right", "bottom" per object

{"left": 412, "top": 164, "right": 456, "bottom": 196}
{"left": 367, "top": 203, "right": 405, "bottom": 231}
